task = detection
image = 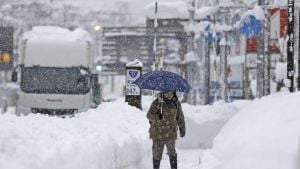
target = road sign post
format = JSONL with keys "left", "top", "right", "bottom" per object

{"left": 287, "top": 0, "right": 295, "bottom": 92}
{"left": 125, "top": 60, "right": 143, "bottom": 109}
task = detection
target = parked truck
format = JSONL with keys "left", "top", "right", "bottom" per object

{"left": 12, "top": 26, "right": 101, "bottom": 115}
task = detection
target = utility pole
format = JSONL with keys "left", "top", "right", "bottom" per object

{"left": 152, "top": 0, "right": 158, "bottom": 71}
{"left": 287, "top": 0, "right": 295, "bottom": 92}
{"left": 263, "top": 0, "right": 271, "bottom": 96}
{"left": 220, "top": 35, "right": 229, "bottom": 102}
{"left": 187, "top": 0, "right": 196, "bottom": 104}
{"left": 50, "top": 0, "right": 53, "bottom": 24}
{"left": 298, "top": 10, "right": 300, "bottom": 90}
{"left": 257, "top": 0, "right": 265, "bottom": 98}
{"left": 204, "top": 37, "right": 211, "bottom": 105}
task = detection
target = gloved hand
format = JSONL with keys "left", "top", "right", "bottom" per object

{"left": 180, "top": 129, "right": 185, "bottom": 137}
{"left": 158, "top": 114, "right": 163, "bottom": 120}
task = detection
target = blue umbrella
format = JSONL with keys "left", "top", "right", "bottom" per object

{"left": 133, "top": 70, "right": 192, "bottom": 93}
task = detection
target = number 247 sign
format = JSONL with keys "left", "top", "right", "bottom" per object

{"left": 126, "top": 69, "right": 141, "bottom": 95}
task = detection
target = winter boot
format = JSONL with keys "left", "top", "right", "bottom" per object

{"left": 153, "top": 158, "right": 161, "bottom": 169}
{"left": 169, "top": 154, "right": 177, "bottom": 169}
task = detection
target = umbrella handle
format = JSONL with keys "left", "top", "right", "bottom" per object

{"left": 160, "top": 103, "right": 163, "bottom": 115}
{"left": 160, "top": 103, "right": 166, "bottom": 120}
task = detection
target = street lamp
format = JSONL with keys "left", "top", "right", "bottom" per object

{"left": 92, "top": 23, "right": 102, "bottom": 58}
{"left": 94, "top": 25, "right": 102, "bottom": 32}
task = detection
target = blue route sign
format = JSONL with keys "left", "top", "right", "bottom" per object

{"left": 240, "top": 15, "right": 263, "bottom": 38}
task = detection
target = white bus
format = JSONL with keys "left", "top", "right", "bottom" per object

{"left": 12, "top": 26, "right": 101, "bottom": 115}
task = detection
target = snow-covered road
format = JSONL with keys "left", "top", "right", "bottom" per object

{"left": 160, "top": 148, "right": 202, "bottom": 169}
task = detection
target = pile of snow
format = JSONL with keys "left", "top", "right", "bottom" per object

{"left": 126, "top": 59, "right": 143, "bottom": 67}
{"left": 178, "top": 100, "right": 250, "bottom": 149}
{"left": 0, "top": 98, "right": 150, "bottom": 169}
{"left": 144, "top": 1, "right": 188, "bottom": 19}
{"left": 199, "top": 92, "right": 300, "bottom": 169}
{"left": 0, "top": 95, "right": 248, "bottom": 169}
{"left": 23, "top": 26, "right": 93, "bottom": 42}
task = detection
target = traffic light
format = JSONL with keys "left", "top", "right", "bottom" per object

{"left": 0, "top": 50, "right": 13, "bottom": 70}
{"left": 0, "top": 52, "right": 12, "bottom": 64}
{"left": 0, "top": 27, "right": 14, "bottom": 70}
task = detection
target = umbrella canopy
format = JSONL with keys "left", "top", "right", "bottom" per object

{"left": 133, "top": 70, "right": 191, "bottom": 93}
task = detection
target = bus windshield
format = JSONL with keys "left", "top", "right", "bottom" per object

{"left": 21, "top": 67, "right": 90, "bottom": 94}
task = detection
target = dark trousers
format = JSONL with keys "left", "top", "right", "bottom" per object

{"left": 152, "top": 139, "right": 176, "bottom": 160}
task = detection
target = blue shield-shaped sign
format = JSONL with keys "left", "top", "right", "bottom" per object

{"left": 129, "top": 70, "right": 138, "bottom": 78}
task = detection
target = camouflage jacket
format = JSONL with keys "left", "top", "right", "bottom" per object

{"left": 146, "top": 97, "right": 185, "bottom": 140}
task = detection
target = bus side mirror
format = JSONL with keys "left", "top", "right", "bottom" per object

{"left": 12, "top": 72, "right": 18, "bottom": 82}
{"left": 91, "top": 74, "right": 98, "bottom": 87}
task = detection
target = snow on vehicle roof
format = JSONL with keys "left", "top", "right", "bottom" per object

{"left": 22, "top": 26, "right": 93, "bottom": 42}
{"left": 144, "top": 1, "right": 188, "bottom": 19}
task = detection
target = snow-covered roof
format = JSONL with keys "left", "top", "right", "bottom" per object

{"left": 195, "top": 6, "right": 215, "bottom": 20}
{"left": 241, "top": 5, "right": 265, "bottom": 20}
{"left": 21, "top": 26, "right": 93, "bottom": 67}
{"left": 144, "top": 1, "right": 189, "bottom": 19}
{"left": 219, "top": 0, "right": 257, "bottom": 6}
{"left": 104, "top": 32, "right": 145, "bottom": 37}
{"left": 22, "top": 26, "right": 93, "bottom": 42}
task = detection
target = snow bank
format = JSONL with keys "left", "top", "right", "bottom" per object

{"left": 0, "top": 95, "right": 248, "bottom": 169}
{"left": 0, "top": 98, "right": 150, "bottom": 169}
{"left": 178, "top": 100, "right": 250, "bottom": 149}
{"left": 200, "top": 92, "right": 300, "bottom": 169}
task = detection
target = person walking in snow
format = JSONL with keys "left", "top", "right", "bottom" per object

{"left": 147, "top": 91, "right": 186, "bottom": 169}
